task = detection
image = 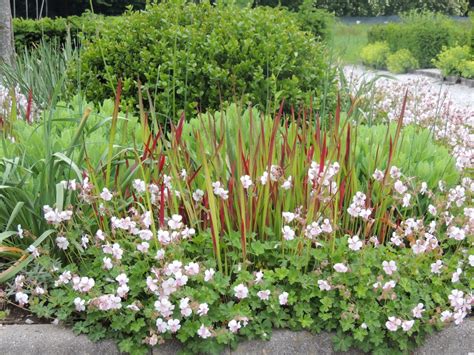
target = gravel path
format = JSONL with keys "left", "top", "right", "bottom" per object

{"left": 344, "top": 65, "right": 474, "bottom": 109}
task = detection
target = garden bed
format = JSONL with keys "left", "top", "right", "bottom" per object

{"left": 1, "top": 321, "right": 472, "bottom": 355}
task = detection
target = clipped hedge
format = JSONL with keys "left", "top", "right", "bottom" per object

{"left": 12, "top": 14, "right": 106, "bottom": 49}
{"left": 367, "top": 12, "right": 470, "bottom": 68}
{"left": 72, "top": 1, "right": 336, "bottom": 121}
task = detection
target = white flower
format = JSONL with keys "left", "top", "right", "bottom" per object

{"left": 260, "top": 172, "right": 269, "bottom": 185}
{"left": 420, "top": 182, "right": 428, "bottom": 195}
{"left": 448, "top": 290, "right": 464, "bottom": 309}
{"left": 390, "top": 166, "right": 401, "bottom": 179}
{"left": 394, "top": 180, "right": 407, "bottom": 194}
{"left": 185, "top": 262, "right": 200, "bottom": 276}
{"left": 117, "top": 285, "right": 130, "bottom": 298}
{"left": 157, "top": 229, "right": 171, "bottom": 245}
{"left": 321, "top": 219, "right": 333, "bottom": 233}
{"left": 72, "top": 276, "right": 95, "bottom": 293}
{"left": 156, "top": 318, "right": 168, "bottom": 333}
{"left": 281, "top": 176, "right": 292, "bottom": 190}
{"left": 100, "top": 188, "right": 113, "bottom": 201}
{"left": 385, "top": 316, "right": 402, "bottom": 331}
{"left": 212, "top": 181, "right": 229, "bottom": 200}
{"left": 402, "top": 320, "right": 414, "bottom": 332}
{"left": 197, "top": 324, "right": 212, "bottom": 339}
{"left": 234, "top": 283, "right": 249, "bottom": 299}
{"left": 34, "top": 286, "right": 45, "bottom": 295}
{"left": 116, "top": 273, "right": 129, "bottom": 286}
{"left": 138, "top": 229, "right": 153, "bottom": 241}
{"left": 279, "top": 292, "right": 289, "bottom": 305}
{"left": 333, "top": 263, "right": 348, "bottom": 273}
{"left": 168, "top": 214, "right": 183, "bottom": 230}
{"left": 74, "top": 297, "right": 86, "bottom": 312}
{"left": 133, "top": 179, "right": 146, "bottom": 193}
{"left": 451, "top": 268, "right": 462, "bottom": 283}
{"left": 282, "top": 212, "right": 296, "bottom": 223}
{"left": 137, "top": 242, "right": 150, "bottom": 253}
{"left": 204, "top": 268, "right": 215, "bottom": 282}
{"left": 382, "top": 280, "right": 396, "bottom": 291}
{"left": 168, "top": 319, "right": 181, "bottom": 333}
{"left": 402, "top": 193, "right": 411, "bottom": 207}
{"left": 154, "top": 298, "right": 175, "bottom": 318}
{"left": 193, "top": 189, "right": 204, "bottom": 202}
{"left": 430, "top": 260, "right": 443, "bottom": 274}
{"left": 257, "top": 290, "right": 271, "bottom": 301}
{"left": 411, "top": 239, "right": 426, "bottom": 255}
{"left": 27, "top": 245, "right": 40, "bottom": 258}
{"left": 469, "top": 255, "right": 474, "bottom": 267}
{"left": 240, "top": 175, "right": 253, "bottom": 189}
{"left": 281, "top": 225, "right": 295, "bottom": 241}
{"left": 348, "top": 235, "right": 363, "bottom": 251}
{"left": 382, "top": 260, "right": 397, "bottom": 275}
{"left": 440, "top": 310, "right": 453, "bottom": 322}
{"left": 155, "top": 249, "right": 165, "bottom": 260}
{"left": 254, "top": 271, "right": 264, "bottom": 284}
{"left": 318, "top": 280, "right": 331, "bottom": 291}
{"left": 17, "top": 224, "right": 24, "bottom": 239}
{"left": 197, "top": 303, "right": 209, "bottom": 316}
{"left": 428, "top": 205, "right": 437, "bottom": 216}
{"left": 55, "top": 236, "right": 69, "bottom": 250}
{"left": 447, "top": 226, "right": 465, "bottom": 241}
{"left": 103, "top": 257, "right": 113, "bottom": 270}
{"left": 372, "top": 169, "right": 384, "bottom": 181}
{"left": 81, "top": 235, "right": 89, "bottom": 249}
{"left": 15, "top": 291, "right": 28, "bottom": 306}
{"left": 228, "top": 319, "right": 241, "bottom": 333}
{"left": 412, "top": 303, "right": 424, "bottom": 318}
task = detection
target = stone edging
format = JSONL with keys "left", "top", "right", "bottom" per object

{"left": 0, "top": 319, "right": 472, "bottom": 355}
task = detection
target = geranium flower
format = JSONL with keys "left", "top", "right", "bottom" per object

{"left": 318, "top": 280, "right": 331, "bottom": 291}
{"left": 412, "top": 303, "right": 425, "bottom": 318}
{"left": 204, "top": 268, "right": 215, "bottom": 282}
{"left": 193, "top": 189, "right": 204, "bottom": 202}
{"left": 281, "top": 225, "right": 295, "bottom": 241}
{"left": 154, "top": 297, "right": 175, "bottom": 317}
{"left": 348, "top": 235, "right": 363, "bottom": 251}
{"left": 333, "top": 263, "right": 348, "bottom": 273}
{"left": 15, "top": 292, "right": 28, "bottom": 306}
{"left": 234, "top": 283, "right": 249, "bottom": 299}
{"left": 254, "top": 270, "right": 264, "bottom": 284}
{"left": 55, "top": 236, "right": 69, "bottom": 250}
{"left": 279, "top": 292, "right": 289, "bottom": 305}
{"left": 27, "top": 245, "right": 40, "bottom": 258}
{"left": 74, "top": 297, "right": 85, "bottom": 312}
{"left": 430, "top": 260, "right": 443, "bottom": 274}
{"left": 385, "top": 316, "right": 402, "bottom": 331}
{"left": 257, "top": 290, "right": 271, "bottom": 301}
{"left": 240, "top": 175, "right": 253, "bottom": 189}
{"left": 197, "top": 303, "right": 209, "bottom": 316}
{"left": 156, "top": 318, "right": 168, "bottom": 333}
{"left": 197, "top": 324, "right": 212, "bottom": 338}
{"left": 401, "top": 320, "right": 414, "bottom": 332}
{"left": 382, "top": 260, "right": 397, "bottom": 275}
{"left": 228, "top": 319, "right": 241, "bottom": 333}
{"left": 168, "top": 319, "right": 181, "bottom": 333}
{"left": 100, "top": 188, "right": 113, "bottom": 201}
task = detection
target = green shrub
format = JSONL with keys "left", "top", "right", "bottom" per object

{"left": 433, "top": 45, "right": 471, "bottom": 76}
{"left": 12, "top": 13, "right": 105, "bottom": 49}
{"left": 367, "top": 12, "right": 470, "bottom": 68}
{"left": 72, "top": 1, "right": 336, "bottom": 121}
{"left": 386, "top": 49, "right": 419, "bottom": 74}
{"left": 360, "top": 41, "right": 390, "bottom": 69}
{"left": 460, "top": 60, "right": 474, "bottom": 78}
{"left": 295, "top": 0, "right": 334, "bottom": 40}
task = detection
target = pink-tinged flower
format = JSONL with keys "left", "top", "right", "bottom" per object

{"left": 279, "top": 292, "right": 289, "bottom": 305}
{"left": 133, "top": 179, "right": 146, "bottom": 193}
{"left": 382, "top": 280, "right": 396, "bottom": 291}
{"left": 156, "top": 318, "right": 168, "bottom": 333}
{"left": 126, "top": 303, "right": 140, "bottom": 312}
{"left": 451, "top": 268, "right": 462, "bottom": 283}
{"left": 111, "top": 243, "right": 123, "bottom": 260}
{"left": 385, "top": 316, "right": 402, "bottom": 331}
{"left": 447, "top": 226, "right": 465, "bottom": 241}
{"left": 167, "top": 319, "right": 181, "bottom": 333}
{"left": 440, "top": 310, "right": 453, "bottom": 322}
{"left": 430, "top": 260, "right": 443, "bottom": 274}
{"left": 390, "top": 232, "right": 403, "bottom": 246}
{"left": 333, "top": 263, "right": 348, "bottom": 273}
{"left": 257, "top": 290, "right": 271, "bottom": 301}
{"left": 103, "top": 257, "right": 113, "bottom": 270}
{"left": 240, "top": 175, "right": 253, "bottom": 189}
{"left": 100, "top": 188, "right": 113, "bottom": 201}
{"left": 154, "top": 298, "right": 175, "bottom": 317}
{"left": 27, "top": 245, "right": 40, "bottom": 258}
{"left": 55, "top": 271, "right": 72, "bottom": 286}
{"left": 281, "top": 176, "right": 292, "bottom": 190}
{"left": 43, "top": 205, "right": 73, "bottom": 224}
{"left": 174, "top": 272, "right": 188, "bottom": 287}
{"left": 197, "top": 324, "right": 212, "bottom": 339}
{"left": 165, "top": 260, "right": 183, "bottom": 276}
{"left": 372, "top": 169, "right": 384, "bottom": 181}
{"left": 116, "top": 273, "right": 129, "bottom": 286}
{"left": 155, "top": 249, "right": 165, "bottom": 261}
{"left": 95, "top": 229, "right": 106, "bottom": 241}
{"left": 157, "top": 229, "right": 171, "bottom": 245}
{"left": 428, "top": 205, "right": 437, "bottom": 216}
{"left": 204, "top": 268, "right": 215, "bottom": 282}
{"left": 394, "top": 180, "right": 407, "bottom": 194}
{"left": 55, "top": 236, "right": 69, "bottom": 250}
{"left": 411, "top": 240, "right": 426, "bottom": 255}
{"left": 72, "top": 276, "right": 95, "bottom": 293}
{"left": 390, "top": 166, "right": 401, "bottom": 179}
{"left": 382, "top": 260, "right": 397, "bottom": 275}
{"left": 74, "top": 297, "right": 85, "bottom": 312}
{"left": 90, "top": 294, "right": 122, "bottom": 311}
{"left": 305, "top": 222, "right": 322, "bottom": 240}
{"left": 212, "top": 181, "right": 229, "bottom": 200}
{"left": 137, "top": 241, "right": 150, "bottom": 254}
{"left": 321, "top": 219, "right": 333, "bottom": 233}
{"left": 15, "top": 291, "right": 28, "bottom": 306}
{"left": 81, "top": 235, "right": 89, "bottom": 249}
{"left": 282, "top": 212, "right": 296, "bottom": 223}
{"left": 412, "top": 303, "right": 425, "bottom": 318}
{"left": 179, "top": 298, "right": 192, "bottom": 317}
{"left": 448, "top": 289, "right": 465, "bottom": 309}
{"left": 348, "top": 235, "right": 363, "bottom": 251}
{"left": 228, "top": 319, "right": 241, "bottom": 333}
{"left": 168, "top": 214, "right": 183, "bottom": 230}
{"left": 193, "top": 189, "right": 204, "bottom": 202}
{"left": 469, "top": 255, "right": 474, "bottom": 267}
{"left": 281, "top": 225, "right": 295, "bottom": 241}
{"left": 253, "top": 270, "right": 264, "bottom": 284}
{"left": 197, "top": 303, "right": 209, "bottom": 316}
{"left": 402, "top": 193, "right": 411, "bottom": 207}
{"left": 161, "top": 278, "right": 178, "bottom": 296}
{"left": 318, "top": 280, "right": 332, "bottom": 291}
{"left": 185, "top": 262, "right": 200, "bottom": 276}
{"left": 34, "top": 286, "right": 45, "bottom": 295}
{"left": 138, "top": 229, "right": 153, "bottom": 241}
{"left": 181, "top": 227, "right": 196, "bottom": 239}
{"left": 420, "top": 182, "right": 428, "bottom": 195}
{"left": 234, "top": 283, "right": 249, "bottom": 299}
{"left": 402, "top": 320, "right": 414, "bottom": 332}
{"left": 453, "top": 310, "right": 467, "bottom": 325}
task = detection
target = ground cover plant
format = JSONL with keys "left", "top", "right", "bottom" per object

{"left": 1, "top": 79, "right": 472, "bottom": 354}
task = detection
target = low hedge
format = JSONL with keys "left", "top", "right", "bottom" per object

{"left": 71, "top": 1, "right": 336, "bottom": 122}
{"left": 367, "top": 12, "right": 470, "bottom": 68}
{"left": 12, "top": 14, "right": 106, "bottom": 49}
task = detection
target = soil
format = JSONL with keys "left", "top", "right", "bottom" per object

{"left": 0, "top": 302, "right": 49, "bottom": 325}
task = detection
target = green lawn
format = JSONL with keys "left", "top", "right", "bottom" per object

{"left": 331, "top": 22, "right": 371, "bottom": 65}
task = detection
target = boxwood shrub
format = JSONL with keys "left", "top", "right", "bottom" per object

{"left": 367, "top": 12, "right": 470, "bottom": 68}
{"left": 70, "top": 1, "right": 336, "bottom": 121}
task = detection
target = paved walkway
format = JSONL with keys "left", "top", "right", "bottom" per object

{"left": 344, "top": 65, "right": 474, "bottom": 110}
